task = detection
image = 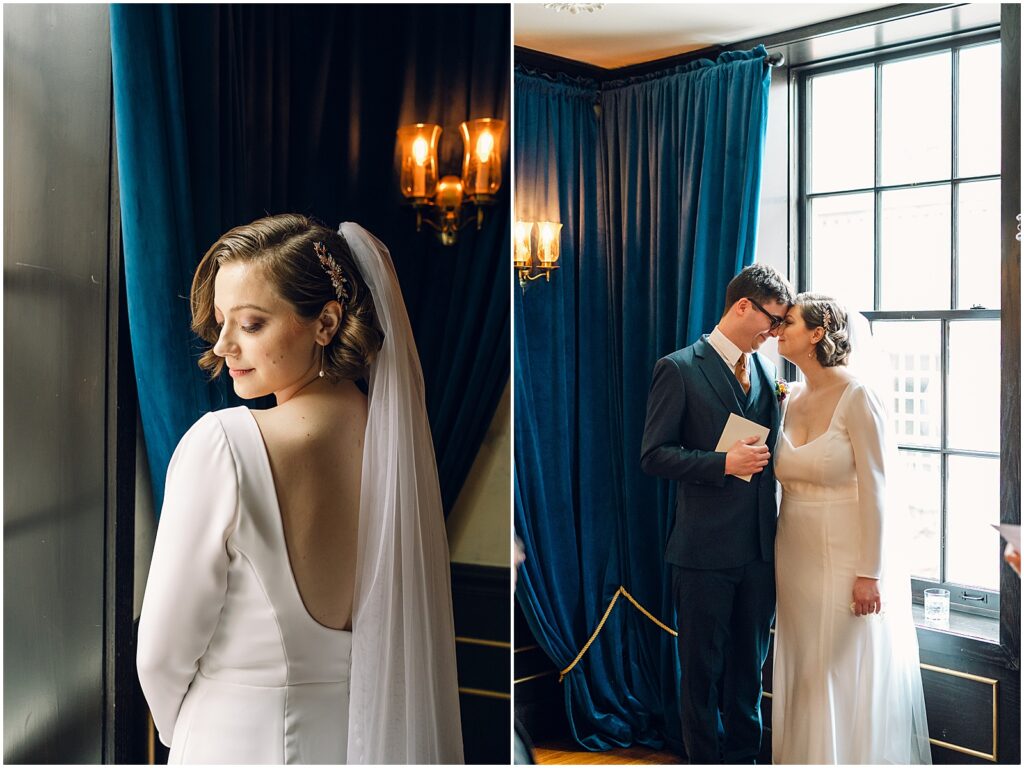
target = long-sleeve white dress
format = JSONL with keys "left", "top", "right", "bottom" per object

{"left": 772, "top": 379, "right": 932, "bottom": 764}
{"left": 137, "top": 407, "right": 353, "bottom": 764}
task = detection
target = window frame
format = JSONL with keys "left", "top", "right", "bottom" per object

{"left": 793, "top": 29, "right": 1003, "bottom": 619}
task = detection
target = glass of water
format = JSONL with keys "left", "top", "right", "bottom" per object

{"left": 924, "top": 588, "right": 950, "bottom": 627}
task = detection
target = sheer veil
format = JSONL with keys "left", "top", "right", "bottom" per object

{"left": 845, "top": 306, "right": 932, "bottom": 764}
{"left": 340, "top": 222, "right": 464, "bottom": 764}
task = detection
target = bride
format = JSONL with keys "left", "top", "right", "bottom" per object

{"left": 136, "top": 214, "right": 464, "bottom": 764}
{"left": 772, "top": 292, "right": 931, "bottom": 765}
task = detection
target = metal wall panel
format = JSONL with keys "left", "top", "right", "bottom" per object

{"left": 3, "top": 4, "right": 112, "bottom": 762}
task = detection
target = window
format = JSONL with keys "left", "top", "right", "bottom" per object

{"left": 797, "top": 33, "right": 1002, "bottom": 617}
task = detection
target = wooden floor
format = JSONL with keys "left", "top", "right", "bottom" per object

{"left": 533, "top": 738, "right": 681, "bottom": 765}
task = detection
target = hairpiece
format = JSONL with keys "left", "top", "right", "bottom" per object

{"left": 822, "top": 306, "right": 833, "bottom": 331}
{"left": 314, "top": 242, "right": 351, "bottom": 305}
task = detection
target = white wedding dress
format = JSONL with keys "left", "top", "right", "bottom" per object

{"left": 138, "top": 407, "right": 354, "bottom": 763}
{"left": 772, "top": 379, "right": 931, "bottom": 765}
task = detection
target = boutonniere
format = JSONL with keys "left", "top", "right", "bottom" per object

{"left": 774, "top": 379, "right": 790, "bottom": 403}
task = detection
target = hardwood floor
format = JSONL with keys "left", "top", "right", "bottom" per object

{"left": 533, "top": 738, "right": 681, "bottom": 765}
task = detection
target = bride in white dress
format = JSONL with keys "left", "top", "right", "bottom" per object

{"left": 136, "top": 214, "right": 464, "bottom": 764}
{"left": 772, "top": 293, "right": 931, "bottom": 765}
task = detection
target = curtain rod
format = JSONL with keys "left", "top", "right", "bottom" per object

{"left": 766, "top": 52, "right": 786, "bottom": 67}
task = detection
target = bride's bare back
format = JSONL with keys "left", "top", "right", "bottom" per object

{"left": 252, "top": 381, "right": 367, "bottom": 631}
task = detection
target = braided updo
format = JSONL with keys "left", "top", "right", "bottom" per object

{"left": 190, "top": 213, "right": 384, "bottom": 382}
{"left": 795, "top": 292, "right": 851, "bottom": 367}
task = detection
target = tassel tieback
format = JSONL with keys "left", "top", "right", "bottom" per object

{"left": 558, "top": 585, "right": 677, "bottom": 683}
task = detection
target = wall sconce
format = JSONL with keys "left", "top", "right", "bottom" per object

{"left": 397, "top": 118, "right": 505, "bottom": 246}
{"left": 514, "top": 220, "right": 562, "bottom": 289}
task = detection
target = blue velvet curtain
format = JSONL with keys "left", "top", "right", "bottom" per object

{"left": 111, "top": 4, "right": 510, "bottom": 513}
{"left": 514, "top": 47, "right": 771, "bottom": 752}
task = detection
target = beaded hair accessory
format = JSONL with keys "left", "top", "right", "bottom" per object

{"left": 314, "top": 241, "right": 351, "bottom": 306}
{"left": 822, "top": 306, "right": 833, "bottom": 331}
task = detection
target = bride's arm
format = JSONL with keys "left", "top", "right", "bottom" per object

{"left": 846, "top": 384, "right": 888, "bottom": 580}
{"left": 136, "top": 413, "right": 239, "bottom": 747}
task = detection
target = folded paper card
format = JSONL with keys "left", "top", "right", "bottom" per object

{"left": 715, "top": 412, "right": 770, "bottom": 483}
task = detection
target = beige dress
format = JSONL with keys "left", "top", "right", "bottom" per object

{"left": 772, "top": 380, "right": 931, "bottom": 764}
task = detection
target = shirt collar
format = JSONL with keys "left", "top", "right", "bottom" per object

{"left": 708, "top": 325, "right": 745, "bottom": 369}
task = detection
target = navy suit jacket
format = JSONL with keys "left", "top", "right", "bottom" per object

{"left": 640, "top": 335, "right": 781, "bottom": 570}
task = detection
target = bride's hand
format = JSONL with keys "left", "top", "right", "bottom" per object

{"left": 852, "top": 577, "right": 881, "bottom": 616}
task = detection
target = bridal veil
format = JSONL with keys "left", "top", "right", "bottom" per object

{"left": 340, "top": 222, "right": 464, "bottom": 764}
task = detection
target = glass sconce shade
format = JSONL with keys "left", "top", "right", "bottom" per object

{"left": 514, "top": 221, "right": 534, "bottom": 268}
{"left": 536, "top": 221, "right": 562, "bottom": 266}
{"left": 397, "top": 123, "right": 442, "bottom": 200}
{"left": 459, "top": 118, "right": 505, "bottom": 198}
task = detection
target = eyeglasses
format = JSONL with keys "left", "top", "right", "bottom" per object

{"left": 747, "top": 297, "right": 786, "bottom": 330}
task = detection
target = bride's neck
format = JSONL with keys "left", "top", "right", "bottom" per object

{"left": 799, "top": 362, "right": 843, "bottom": 392}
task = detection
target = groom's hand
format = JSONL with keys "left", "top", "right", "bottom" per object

{"left": 724, "top": 436, "right": 770, "bottom": 477}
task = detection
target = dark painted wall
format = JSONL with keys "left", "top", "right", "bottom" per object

{"left": 3, "top": 4, "right": 114, "bottom": 763}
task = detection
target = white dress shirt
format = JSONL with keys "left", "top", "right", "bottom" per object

{"left": 708, "top": 325, "right": 747, "bottom": 374}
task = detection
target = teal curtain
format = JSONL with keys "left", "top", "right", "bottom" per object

{"left": 110, "top": 6, "right": 228, "bottom": 510}
{"left": 514, "top": 47, "right": 771, "bottom": 752}
{"left": 110, "top": 4, "right": 510, "bottom": 513}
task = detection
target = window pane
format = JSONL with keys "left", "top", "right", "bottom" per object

{"left": 947, "top": 455, "right": 999, "bottom": 591}
{"left": 810, "top": 67, "right": 874, "bottom": 193}
{"left": 809, "top": 193, "right": 874, "bottom": 309}
{"left": 899, "top": 450, "right": 941, "bottom": 581}
{"left": 948, "top": 320, "right": 999, "bottom": 452}
{"left": 957, "top": 180, "right": 1000, "bottom": 309}
{"left": 872, "top": 320, "right": 941, "bottom": 448}
{"left": 957, "top": 42, "right": 1001, "bottom": 178}
{"left": 880, "top": 186, "right": 951, "bottom": 310}
{"left": 880, "top": 52, "right": 952, "bottom": 185}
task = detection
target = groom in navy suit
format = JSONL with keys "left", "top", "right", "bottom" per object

{"left": 641, "top": 264, "right": 795, "bottom": 764}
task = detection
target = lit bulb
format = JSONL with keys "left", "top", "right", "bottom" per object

{"left": 540, "top": 223, "right": 554, "bottom": 245}
{"left": 475, "top": 131, "right": 494, "bottom": 163}
{"left": 515, "top": 221, "right": 532, "bottom": 267}
{"left": 412, "top": 137, "right": 429, "bottom": 166}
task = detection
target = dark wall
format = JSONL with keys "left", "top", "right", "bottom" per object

{"left": 451, "top": 564, "right": 512, "bottom": 764}
{"left": 3, "top": 3, "right": 115, "bottom": 763}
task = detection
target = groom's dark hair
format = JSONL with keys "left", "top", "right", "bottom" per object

{"left": 722, "top": 263, "right": 795, "bottom": 316}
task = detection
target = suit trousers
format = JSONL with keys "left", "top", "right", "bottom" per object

{"left": 672, "top": 559, "right": 776, "bottom": 764}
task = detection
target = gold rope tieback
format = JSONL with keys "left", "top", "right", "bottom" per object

{"left": 558, "top": 585, "right": 677, "bottom": 682}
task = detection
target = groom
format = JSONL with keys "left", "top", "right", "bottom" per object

{"left": 641, "top": 264, "right": 794, "bottom": 764}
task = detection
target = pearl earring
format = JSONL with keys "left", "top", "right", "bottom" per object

{"left": 318, "top": 344, "right": 325, "bottom": 378}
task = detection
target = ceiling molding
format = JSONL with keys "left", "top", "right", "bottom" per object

{"left": 515, "top": 3, "right": 1000, "bottom": 80}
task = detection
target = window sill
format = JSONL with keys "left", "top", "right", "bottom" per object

{"left": 912, "top": 603, "right": 1000, "bottom": 644}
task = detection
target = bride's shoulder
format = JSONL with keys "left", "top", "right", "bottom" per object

{"left": 842, "top": 375, "right": 888, "bottom": 416}
{"left": 164, "top": 409, "right": 246, "bottom": 488}
{"left": 180, "top": 406, "right": 248, "bottom": 441}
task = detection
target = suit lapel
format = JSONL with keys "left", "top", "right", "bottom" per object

{"left": 695, "top": 336, "right": 744, "bottom": 413}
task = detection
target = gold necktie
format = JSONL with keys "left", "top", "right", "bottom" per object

{"left": 734, "top": 355, "right": 750, "bottom": 394}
